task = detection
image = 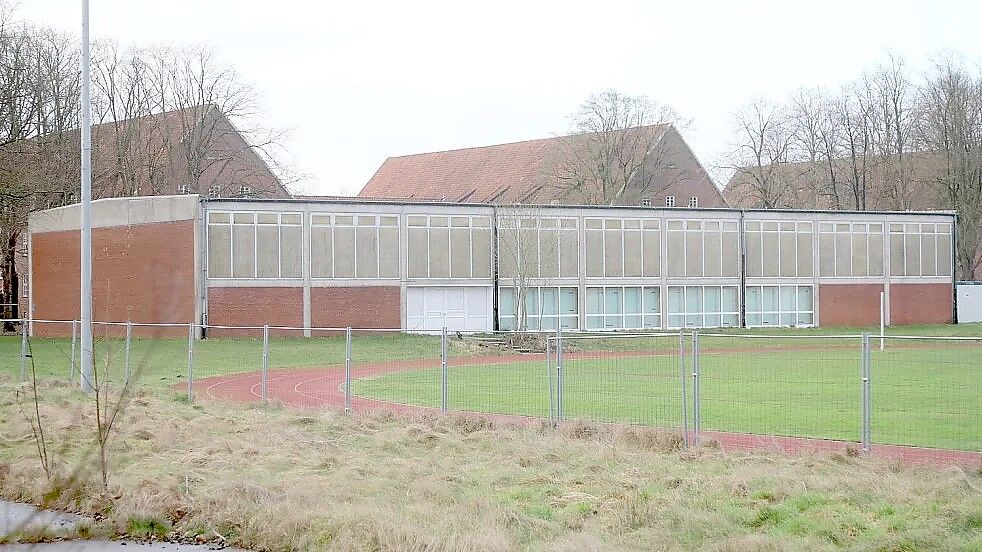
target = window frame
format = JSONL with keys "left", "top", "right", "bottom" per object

{"left": 207, "top": 210, "right": 303, "bottom": 280}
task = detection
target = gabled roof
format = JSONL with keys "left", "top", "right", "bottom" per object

{"left": 359, "top": 124, "right": 682, "bottom": 204}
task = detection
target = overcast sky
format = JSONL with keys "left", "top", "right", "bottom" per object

{"left": 17, "top": 0, "right": 982, "bottom": 196}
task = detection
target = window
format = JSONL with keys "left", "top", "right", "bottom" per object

{"left": 745, "top": 285, "right": 814, "bottom": 327}
{"left": 498, "top": 216, "right": 577, "bottom": 279}
{"left": 640, "top": 197, "right": 652, "bottom": 207}
{"left": 239, "top": 185, "right": 253, "bottom": 197}
{"left": 311, "top": 213, "right": 400, "bottom": 279}
{"left": 818, "top": 222, "right": 884, "bottom": 277}
{"left": 584, "top": 218, "right": 659, "bottom": 278}
{"left": 586, "top": 286, "right": 661, "bottom": 330}
{"left": 177, "top": 184, "right": 190, "bottom": 195}
{"left": 666, "top": 286, "right": 739, "bottom": 328}
{"left": 665, "top": 196, "right": 676, "bottom": 207}
{"left": 207, "top": 186, "right": 221, "bottom": 197}
{"left": 408, "top": 214, "right": 493, "bottom": 279}
{"left": 745, "top": 220, "right": 814, "bottom": 278}
{"left": 499, "top": 287, "right": 577, "bottom": 331}
{"left": 665, "top": 219, "right": 739, "bottom": 278}
{"left": 889, "top": 222, "right": 952, "bottom": 277}
{"left": 207, "top": 211, "right": 302, "bottom": 279}
{"left": 688, "top": 196, "right": 698, "bottom": 207}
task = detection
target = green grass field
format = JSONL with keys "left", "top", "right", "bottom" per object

{"left": 2, "top": 323, "right": 980, "bottom": 451}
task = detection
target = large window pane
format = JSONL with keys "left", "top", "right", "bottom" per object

{"left": 472, "top": 228, "right": 492, "bottom": 278}
{"left": 745, "top": 231, "right": 762, "bottom": 277}
{"left": 280, "top": 225, "right": 302, "bottom": 278}
{"left": 667, "top": 231, "right": 684, "bottom": 277}
{"left": 559, "top": 230, "right": 578, "bottom": 278}
{"left": 256, "top": 225, "right": 279, "bottom": 278}
{"left": 541, "top": 288, "right": 558, "bottom": 316}
{"left": 685, "top": 229, "right": 703, "bottom": 277}
{"left": 334, "top": 226, "right": 355, "bottom": 278}
{"left": 623, "top": 230, "right": 642, "bottom": 277}
{"left": 642, "top": 230, "right": 660, "bottom": 277}
{"left": 356, "top": 226, "right": 379, "bottom": 278}
{"left": 604, "top": 229, "right": 623, "bottom": 277}
{"left": 232, "top": 224, "right": 256, "bottom": 278}
{"left": 450, "top": 227, "right": 471, "bottom": 278}
{"left": 797, "top": 233, "right": 813, "bottom": 277}
{"left": 408, "top": 227, "right": 428, "bottom": 278}
{"left": 605, "top": 287, "right": 623, "bottom": 314}
{"left": 586, "top": 288, "right": 604, "bottom": 315}
{"left": 207, "top": 224, "right": 231, "bottom": 278}
{"left": 643, "top": 287, "right": 660, "bottom": 314}
{"left": 624, "top": 287, "right": 642, "bottom": 314}
{"left": 429, "top": 227, "right": 450, "bottom": 278}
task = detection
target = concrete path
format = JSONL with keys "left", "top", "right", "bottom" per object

{"left": 0, "top": 501, "right": 246, "bottom": 551}
{"left": 0, "top": 502, "right": 84, "bottom": 538}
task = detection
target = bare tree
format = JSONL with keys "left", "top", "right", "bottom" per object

{"left": 918, "top": 56, "right": 982, "bottom": 280}
{"left": 163, "top": 46, "right": 287, "bottom": 198}
{"left": 495, "top": 206, "right": 566, "bottom": 332}
{"left": 790, "top": 87, "right": 843, "bottom": 208}
{"left": 723, "top": 99, "right": 797, "bottom": 208}
{"left": 868, "top": 56, "right": 917, "bottom": 210}
{"left": 551, "top": 90, "right": 685, "bottom": 205}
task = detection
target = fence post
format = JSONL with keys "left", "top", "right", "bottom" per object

{"left": 440, "top": 326, "right": 448, "bottom": 413}
{"left": 546, "top": 334, "right": 555, "bottom": 427}
{"left": 186, "top": 322, "right": 194, "bottom": 402}
{"left": 19, "top": 319, "right": 28, "bottom": 381}
{"left": 691, "top": 330, "right": 701, "bottom": 446}
{"left": 861, "top": 332, "right": 872, "bottom": 456}
{"left": 678, "top": 329, "right": 689, "bottom": 448}
{"left": 70, "top": 320, "right": 77, "bottom": 382}
{"left": 880, "top": 291, "right": 887, "bottom": 351}
{"left": 556, "top": 327, "right": 563, "bottom": 423}
{"left": 344, "top": 327, "right": 352, "bottom": 413}
{"left": 261, "top": 325, "right": 270, "bottom": 401}
{"left": 124, "top": 321, "right": 132, "bottom": 385}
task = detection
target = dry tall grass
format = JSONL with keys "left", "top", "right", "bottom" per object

{"left": 1, "top": 376, "right": 979, "bottom": 551}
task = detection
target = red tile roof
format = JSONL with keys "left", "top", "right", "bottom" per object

{"left": 359, "top": 125, "right": 710, "bottom": 204}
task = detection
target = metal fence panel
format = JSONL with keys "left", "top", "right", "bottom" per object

{"left": 695, "top": 333, "right": 863, "bottom": 452}
{"left": 872, "top": 336, "right": 982, "bottom": 458}
{"left": 553, "top": 332, "right": 685, "bottom": 430}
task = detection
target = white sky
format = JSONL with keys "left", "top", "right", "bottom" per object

{"left": 16, "top": 0, "right": 982, "bottom": 196}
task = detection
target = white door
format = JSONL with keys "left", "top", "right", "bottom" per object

{"left": 407, "top": 287, "right": 491, "bottom": 333}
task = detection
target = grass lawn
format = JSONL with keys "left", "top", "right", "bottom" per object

{"left": 3, "top": 323, "right": 981, "bottom": 450}
{"left": 1, "top": 380, "right": 980, "bottom": 550}
{"left": 351, "top": 333, "right": 982, "bottom": 451}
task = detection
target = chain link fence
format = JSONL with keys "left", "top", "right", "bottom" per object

{"left": 3, "top": 319, "right": 979, "bottom": 462}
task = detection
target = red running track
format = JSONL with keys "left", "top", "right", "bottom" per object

{"left": 183, "top": 351, "right": 982, "bottom": 468}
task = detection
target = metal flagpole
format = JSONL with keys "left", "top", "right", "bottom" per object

{"left": 79, "top": 0, "right": 94, "bottom": 393}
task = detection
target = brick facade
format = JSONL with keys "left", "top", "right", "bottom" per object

{"left": 311, "top": 286, "right": 401, "bottom": 329}
{"left": 818, "top": 282, "right": 954, "bottom": 327}
{"left": 890, "top": 283, "right": 953, "bottom": 325}
{"left": 31, "top": 220, "right": 196, "bottom": 337}
{"left": 206, "top": 287, "right": 303, "bottom": 337}
{"left": 818, "top": 283, "right": 884, "bottom": 327}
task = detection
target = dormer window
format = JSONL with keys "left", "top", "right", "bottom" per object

{"left": 239, "top": 185, "right": 253, "bottom": 197}
{"left": 688, "top": 196, "right": 698, "bottom": 207}
{"left": 640, "top": 197, "right": 651, "bottom": 207}
{"left": 665, "top": 196, "right": 676, "bottom": 207}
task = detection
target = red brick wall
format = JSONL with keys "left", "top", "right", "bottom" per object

{"left": 890, "top": 283, "right": 953, "bottom": 325}
{"left": 311, "top": 286, "right": 400, "bottom": 329}
{"left": 206, "top": 287, "right": 303, "bottom": 337}
{"left": 31, "top": 220, "right": 196, "bottom": 337}
{"left": 818, "top": 283, "right": 884, "bottom": 327}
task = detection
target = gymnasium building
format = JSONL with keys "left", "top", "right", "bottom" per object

{"left": 26, "top": 194, "right": 956, "bottom": 336}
